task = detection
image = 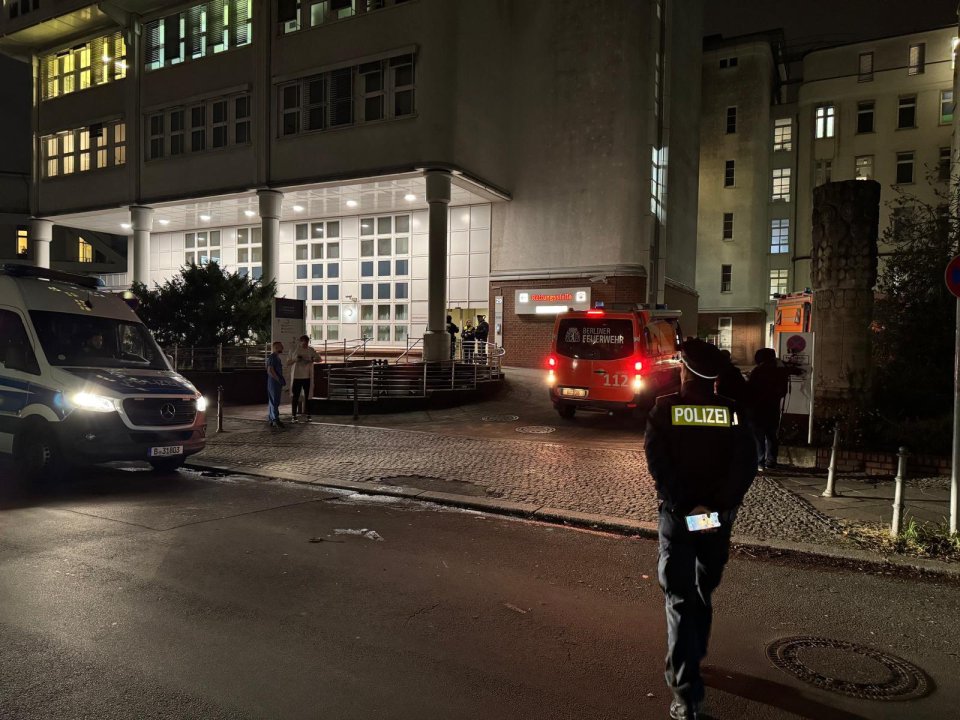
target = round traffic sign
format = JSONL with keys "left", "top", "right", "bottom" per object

{"left": 947, "top": 255, "right": 960, "bottom": 299}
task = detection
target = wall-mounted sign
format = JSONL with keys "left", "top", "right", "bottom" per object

{"left": 272, "top": 298, "right": 306, "bottom": 346}
{"left": 515, "top": 287, "right": 591, "bottom": 315}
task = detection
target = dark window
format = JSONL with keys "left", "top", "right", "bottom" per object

{"left": 377, "top": 260, "right": 390, "bottom": 276}
{"left": 722, "top": 212, "right": 734, "bottom": 240}
{"left": 191, "top": 105, "right": 205, "bottom": 151}
{"left": 394, "top": 282, "right": 408, "bottom": 299}
{"left": 361, "top": 261, "right": 373, "bottom": 277}
{"left": 311, "top": 285, "right": 323, "bottom": 301}
{"left": 0, "top": 310, "right": 40, "bottom": 375}
{"left": 939, "top": 147, "right": 951, "bottom": 181}
{"left": 725, "top": 106, "right": 737, "bottom": 134}
{"left": 898, "top": 96, "right": 916, "bottom": 129}
{"left": 857, "top": 101, "right": 874, "bottom": 133}
{"left": 720, "top": 264, "right": 732, "bottom": 293}
{"left": 327, "top": 285, "right": 339, "bottom": 300}
{"left": 896, "top": 151, "right": 914, "bottom": 184}
{"left": 724, "top": 160, "right": 735, "bottom": 187}
{"left": 377, "top": 282, "right": 390, "bottom": 299}
{"left": 555, "top": 318, "right": 633, "bottom": 360}
{"left": 361, "top": 283, "right": 373, "bottom": 300}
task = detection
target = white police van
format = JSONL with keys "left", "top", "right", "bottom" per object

{"left": 0, "top": 263, "right": 207, "bottom": 479}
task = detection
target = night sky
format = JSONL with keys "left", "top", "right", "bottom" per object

{"left": 705, "top": 0, "right": 958, "bottom": 54}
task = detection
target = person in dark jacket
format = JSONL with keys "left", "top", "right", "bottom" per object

{"left": 715, "top": 349, "right": 747, "bottom": 409}
{"left": 462, "top": 321, "right": 476, "bottom": 363}
{"left": 446, "top": 315, "right": 459, "bottom": 360}
{"left": 747, "top": 347, "right": 790, "bottom": 469}
{"left": 475, "top": 315, "right": 490, "bottom": 363}
{"left": 644, "top": 339, "right": 758, "bottom": 720}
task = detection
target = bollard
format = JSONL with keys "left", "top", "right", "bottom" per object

{"left": 353, "top": 378, "right": 359, "bottom": 421}
{"left": 822, "top": 424, "right": 841, "bottom": 498}
{"left": 891, "top": 446, "right": 909, "bottom": 538}
{"left": 216, "top": 385, "right": 224, "bottom": 433}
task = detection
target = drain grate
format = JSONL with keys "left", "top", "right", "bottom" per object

{"left": 766, "top": 636, "right": 929, "bottom": 701}
{"left": 516, "top": 425, "right": 556, "bottom": 434}
{"left": 482, "top": 415, "right": 520, "bottom": 423}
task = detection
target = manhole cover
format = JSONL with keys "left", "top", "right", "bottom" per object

{"left": 767, "top": 636, "right": 929, "bottom": 701}
{"left": 516, "top": 425, "right": 556, "bottom": 434}
{"left": 482, "top": 415, "right": 520, "bottom": 423}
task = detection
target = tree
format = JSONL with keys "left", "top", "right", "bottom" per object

{"left": 131, "top": 262, "right": 275, "bottom": 347}
{"left": 870, "top": 179, "right": 957, "bottom": 452}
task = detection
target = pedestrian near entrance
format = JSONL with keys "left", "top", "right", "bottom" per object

{"left": 287, "top": 335, "right": 319, "bottom": 423}
{"left": 644, "top": 339, "right": 757, "bottom": 720}
{"left": 747, "top": 347, "right": 790, "bottom": 469}
{"left": 475, "top": 314, "right": 490, "bottom": 363}
{"left": 265, "top": 341, "right": 286, "bottom": 429}
{"left": 446, "top": 315, "right": 459, "bottom": 360}
{"left": 462, "top": 321, "right": 476, "bottom": 363}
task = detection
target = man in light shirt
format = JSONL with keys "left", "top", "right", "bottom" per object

{"left": 287, "top": 334, "right": 319, "bottom": 423}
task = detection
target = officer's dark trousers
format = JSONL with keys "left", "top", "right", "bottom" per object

{"left": 657, "top": 508, "right": 736, "bottom": 706}
{"left": 753, "top": 408, "right": 780, "bottom": 466}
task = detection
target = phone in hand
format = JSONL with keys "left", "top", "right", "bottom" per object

{"left": 685, "top": 512, "right": 721, "bottom": 532}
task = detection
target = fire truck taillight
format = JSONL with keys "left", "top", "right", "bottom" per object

{"left": 634, "top": 360, "right": 643, "bottom": 372}
{"left": 548, "top": 356, "right": 557, "bottom": 368}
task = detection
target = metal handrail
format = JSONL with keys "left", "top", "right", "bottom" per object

{"left": 395, "top": 336, "right": 424, "bottom": 363}
{"left": 325, "top": 358, "right": 503, "bottom": 401}
{"left": 346, "top": 337, "right": 369, "bottom": 361}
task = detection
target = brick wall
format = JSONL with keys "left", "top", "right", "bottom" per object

{"left": 814, "top": 447, "right": 951, "bottom": 476}
{"left": 697, "top": 310, "right": 765, "bottom": 366}
{"left": 489, "top": 275, "right": 647, "bottom": 368}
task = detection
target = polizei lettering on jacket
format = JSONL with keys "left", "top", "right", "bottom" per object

{"left": 671, "top": 405, "right": 733, "bottom": 427}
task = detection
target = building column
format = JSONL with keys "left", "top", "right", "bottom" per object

{"left": 30, "top": 219, "right": 53, "bottom": 268}
{"left": 130, "top": 206, "right": 154, "bottom": 285}
{"left": 422, "top": 170, "right": 452, "bottom": 362}
{"left": 258, "top": 189, "right": 283, "bottom": 289}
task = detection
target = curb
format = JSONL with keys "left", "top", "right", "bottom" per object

{"left": 185, "top": 458, "right": 960, "bottom": 581}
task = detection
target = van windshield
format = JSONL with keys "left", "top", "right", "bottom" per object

{"left": 556, "top": 318, "right": 633, "bottom": 360}
{"left": 30, "top": 311, "right": 168, "bottom": 370}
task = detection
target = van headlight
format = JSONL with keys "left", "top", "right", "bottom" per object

{"left": 195, "top": 395, "right": 208, "bottom": 412}
{"left": 71, "top": 392, "right": 118, "bottom": 412}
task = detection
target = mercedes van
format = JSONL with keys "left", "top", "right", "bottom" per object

{"left": 547, "top": 306, "right": 682, "bottom": 419}
{"left": 0, "top": 264, "right": 207, "bottom": 479}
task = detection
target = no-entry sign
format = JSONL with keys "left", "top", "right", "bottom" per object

{"left": 947, "top": 255, "right": 960, "bottom": 299}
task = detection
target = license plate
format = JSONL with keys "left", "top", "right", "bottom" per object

{"left": 560, "top": 388, "right": 588, "bottom": 398}
{"left": 149, "top": 446, "right": 183, "bottom": 457}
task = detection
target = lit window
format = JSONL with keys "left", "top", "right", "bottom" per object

{"left": 908, "top": 43, "right": 925, "bottom": 75}
{"left": 940, "top": 90, "right": 954, "bottom": 125}
{"left": 858, "top": 52, "right": 873, "bottom": 82}
{"left": 770, "top": 219, "right": 789, "bottom": 254}
{"left": 773, "top": 118, "right": 792, "bottom": 151}
{"left": 41, "top": 121, "right": 126, "bottom": 177}
{"left": 897, "top": 96, "right": 916, "bottom": 129}
{"left": 896, "top": 151, "right": 914, "bottom": 184}
{"left": 769, "top": 269, "right": 788, "bottom": 297}
{"left": 720, "top": 264, "right": 732, "bottom": 293}
{"left": 772, "top": 168, "right": 791, "bottom": 202}
{"left": 78, "top": 238, "right": 93, "bottom": 263}
{"left": 40, "top": 32, "right": 127, "bottom": 101}
{"left": 144, "top": 0, "right": 251, "bottom": 72}
{"left": 815, "top": 105, "right": 835, "bottom": 139}
{"left": 16, "top": 228, "right": 28, "bottom": 256}
{"left": 855, "top": 155, "right": 873, "bottom": 180}
{"left": 717, "top": 317, "right": 732, "bottom": 351}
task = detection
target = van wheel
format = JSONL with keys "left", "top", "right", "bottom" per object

{"left": 557, "top": 405, "right": 576, "bottom": 419}
{"left": 149, "top": 457, "right": 186, "bottom": 473}
{"left": 16, "top": 426, "right": 64, "bottom": 482}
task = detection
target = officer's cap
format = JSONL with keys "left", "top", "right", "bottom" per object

{"left": 680, "top": 339, "right": 724, "bottom": 380}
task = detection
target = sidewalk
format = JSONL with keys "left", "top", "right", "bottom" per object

{"left": 194, "top": 367, "right": 956, "bottom": 572}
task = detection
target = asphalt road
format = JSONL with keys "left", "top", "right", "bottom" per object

{"left": 1, "top": 466, "right": 958, "bottom": 720}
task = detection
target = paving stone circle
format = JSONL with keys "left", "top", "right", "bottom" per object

{"left": 766, "top": 636, "right": 929, "bottom": 701}
{"left": 481, "top": 415, "right": 520, "bottom": 423}
{"left": 515, "top": 425, "right": 556, "bottom": 434}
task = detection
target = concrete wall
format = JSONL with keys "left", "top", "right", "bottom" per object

{"left": 0, "top": 53, "right": 31, "bottom": 260}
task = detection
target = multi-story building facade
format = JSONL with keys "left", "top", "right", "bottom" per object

{"left": 696, "top": 31, "right": 794, "bottom": 365}
{"left": 0, "top": 0, "right": 704, "bottom": 367}
{"left": 696, "top": 25, "right": 956, "bottom": 365}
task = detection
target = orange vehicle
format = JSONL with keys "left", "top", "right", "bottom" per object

{"left": 773, "top": 291, "right": 813, "bottom": 348}
{"left": 546, "top": 307, "right": 683, "bottom": 419}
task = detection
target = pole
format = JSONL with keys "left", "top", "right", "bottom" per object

{"left": 216, "top": 385, "right": 224, "bottom": 433}
{"left": 891, "top": 446, "right": 908, "bottom": 538}
{"left": 352, "top": 378, "right": 359, "bottom": 421}
{"left": 822, "top": 424, "right": 840, "bottom": 498}
{"left": 951, "top": 296, "right": 960, "bottom": 535}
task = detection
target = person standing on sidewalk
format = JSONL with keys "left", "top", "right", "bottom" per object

{"left": 644, "top": 339, "right": 757, "bottom": 720}
{"left": 287, "top": 335, "right": 319, "bottom": 423}
{"left": 265, "top": 341, "right": 286, "bottom": 429}
{"left": 446, "top": 315, "right": 459, "bottom": 360}
{"left": 475, "top": 315, "right": 490, "bottom": 363}
{"left": 747, "top": 347, "right": 790, "bottom": 469}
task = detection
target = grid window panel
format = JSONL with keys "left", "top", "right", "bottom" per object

{"left": 769, "top": 270, "right": 789, "bottom": 297}
{"left": 855, "top": 155, "right": 873, "bottom": 180}
{"left": 722, "top": 212, "right": 734, "bottom": 240}
{"left": 773, "top": 118, "right": 792, "bottom": 151}
{"left": 327, "top": 263, "right": 339, "bottom": 279}
{"left": 939, "top": 147, "right": 951, "bottom": 182}
{"left": 770, "top": 219, "right": 789, "bottom": 254}
{"left": 377, "top": 260, "right": 391, "bottom": 276}
{"left": 361, "top": 261, "right": 373, "bottom": 277}
{"left": 720, "top": 265, "right": 732, "bottom": 293}
{"left": 312, "top": 285, "right": 323, "bottom": 301}
{"left": 815, "top": 105, "right": 835, "bottom": 139}
{"left": 724, "top": 160, "right": 735, "bottom": 187}
{"left": 941, "top": 90, "right": 954, "bottom": 124}
{"left": 377, "top": 283, "right": 390, "bottom": 299}
{"left": 858, "top": 52, "right": 873, "bottom": 82}
{"left": 772, "top": 168, "right": 791, "bottom": 202}
{"left": 908, "top": 43, "right": 925, "bottom": 75}
{"left": 327, "top": 285, "right": 339, "bottom": 300}
{"left": 725, "top": 106, "right": 737, "bottom": 134}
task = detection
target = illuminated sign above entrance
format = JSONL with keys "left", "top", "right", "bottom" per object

{"left": 515, "top": 287, "right": 591, "bottom": 315}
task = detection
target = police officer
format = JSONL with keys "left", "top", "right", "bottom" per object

{"left": 644, "top": 339, "right": 757, "bottom": 720}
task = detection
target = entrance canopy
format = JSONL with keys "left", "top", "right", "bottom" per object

{"left": 43, "top": 171, "right": 506, "bottom": 235}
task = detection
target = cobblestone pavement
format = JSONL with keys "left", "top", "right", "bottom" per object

{"left": 196, "top": 419, "right": 850, "bottom": 547}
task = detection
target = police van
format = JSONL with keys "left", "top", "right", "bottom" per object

{"left": 0, "top": 264, "right": 207, "bottom": 479}
{"left": 547, "top": 305, "right": 682, "bottom": 419}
